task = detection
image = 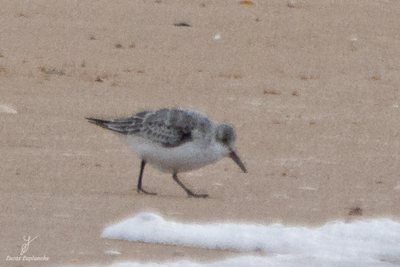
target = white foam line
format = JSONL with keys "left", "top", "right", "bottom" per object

{"left": 101, "top": 212, "right": 400, "bottom": 262}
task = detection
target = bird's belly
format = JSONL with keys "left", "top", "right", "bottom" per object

{"left": 123, "top": 136, "right": 224, "bottom": 173}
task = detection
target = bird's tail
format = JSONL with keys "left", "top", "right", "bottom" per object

{"left": 85, "top": 116, "right": 142, "bottom": 135}
{"left": 85, "top": 117, "right": 112, "bottom": 129}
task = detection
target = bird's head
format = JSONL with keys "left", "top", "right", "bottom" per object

{"left": 215, "top": 124, "right": 247, "bottom": 173}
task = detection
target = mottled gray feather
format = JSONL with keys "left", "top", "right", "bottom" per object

{"left": 86, "top": 108, "right": 213, "bottom": 148}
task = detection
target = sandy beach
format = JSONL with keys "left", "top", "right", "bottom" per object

{"left": 1, "top": 0, "right": 400, "bottom": 266}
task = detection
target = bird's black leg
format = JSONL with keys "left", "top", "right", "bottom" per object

{"left": 172, "top": 173, "right": 208, "bottom": 198}
{"left": 137, "top": 160, "right": 156, "bottom": 195}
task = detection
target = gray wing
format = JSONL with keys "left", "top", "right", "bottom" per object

{"left": 86, "top": 108, "right": 207, "bottom": 148}
{"left": 138, "top": 108, "right": 197, "bottom": 147}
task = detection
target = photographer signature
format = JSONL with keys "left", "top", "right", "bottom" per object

{"left": 20, "top": 236, "right": 38, "bottom": 256}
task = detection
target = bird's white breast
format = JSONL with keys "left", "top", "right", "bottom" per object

{"left": 121, "top": 136, "right": 227, "bottom": 173}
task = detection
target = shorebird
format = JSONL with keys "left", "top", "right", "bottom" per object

{"left": 86, "top": 107, "right": 247, "bottom": 198}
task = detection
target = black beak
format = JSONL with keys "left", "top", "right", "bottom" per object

{"left": 229, "top": 151, "right": 247, "bottom": 173}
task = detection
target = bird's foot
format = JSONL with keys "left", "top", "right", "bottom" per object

{"left": 137, "top": 188, "right": 157, "bottom": 195}
{"left": 187, "top": 191, "right": 209, "bottom": 198}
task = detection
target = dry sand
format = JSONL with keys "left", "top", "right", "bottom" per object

{"left": 1, "top": 0, "right": 400, "bottom": 266}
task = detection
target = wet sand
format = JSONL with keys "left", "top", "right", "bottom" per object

{"left": 1, "top": 0, "right": 400, "bottom": 266}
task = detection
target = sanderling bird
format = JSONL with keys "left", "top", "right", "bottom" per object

{"left": 86, "top": 107, "right": 247, "bottom": 198}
